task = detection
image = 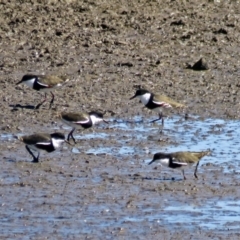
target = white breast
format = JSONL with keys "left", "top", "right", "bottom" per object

{"left": 139, "top": 93, "right": 151, "bottom": 105}
{"left": 24, "top": 78, "right": 36, "bottom": 89}
{"left": 51, "top": 138, "right": 65, "bottom": 149}
{"left": 159, "top": 158, "right": 170, "bottom": 167}
{"left": 90, "top": 115, "right": 103, "bottom": 125}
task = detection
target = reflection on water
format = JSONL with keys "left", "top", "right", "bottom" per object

{"left": 75, "top": 116, "right": 240, "bottom": 166}
{"left": 120, "top": 199, "right": 240, "bottom": 231}
{"left": 163, "top": 199, "right": 240, "bottom": 230}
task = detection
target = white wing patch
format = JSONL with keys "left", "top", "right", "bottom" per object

{"left": 74, "top": 119, "right": 89, "bottom": 124}
{"left": 152, "top": 100, "right": 172, "bottom": 108}
{"left": 27, "top": 143, "right": 49, "bottom": 151}
{"left": 36, "top": 142, "right": 51, "bottom": 145}
{"left": 172, "top": 161, "right": 188, "bottom": 166}
{"left": 37, "top": 81, "right": 49, "bottom": 87}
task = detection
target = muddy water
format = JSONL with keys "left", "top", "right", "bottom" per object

{"left": 1, "top": 115, "right": 240, "bottom": 239}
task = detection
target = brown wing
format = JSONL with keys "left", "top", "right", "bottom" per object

{"left": 191, "top": 151, "right": 211, "bottom": 159}
{"left": 22, "top": 133, "right": 51, "bottom": 145}
{"left": 154, "top": 94, "right": 185, "bottom": 108}
{"left": 172, "top": 152, "right": 199, "bottom": 164}
{"left": 38, "top": 75, "right": 67, "bottom": 86}
{"left": 172, "top": 151, "right": 210, "bottom": 164}
{"left": 61, "top": 112, "right": 89, "bottom": 123}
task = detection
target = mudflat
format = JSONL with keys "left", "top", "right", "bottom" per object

{"left": 1, "top": 1, "right": 240, "bottom": 239}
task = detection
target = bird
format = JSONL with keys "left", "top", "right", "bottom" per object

{"left": 148, "top": 151, "right": 211, "bottom": 180}
{"left": 16, "top": 74, "right": 69, "bottom": 109}
{"left": 18, "top": 132, "right": 67, "bottom": 162}
{"left": 60, "top": 111, "right": 108, "bottom": 144}
{"left": 130, "top": 89, "right": 185, "bottom": 129}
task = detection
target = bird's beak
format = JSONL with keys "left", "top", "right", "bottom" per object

{"left": 103, "top": 119, "right": 109, "bottom": 124}
{"left": 129, "top": 94, "right": 137, "bottom": 100}
{"left": 16, "top": 80, "right": 22, "bottom": 85}
{"left": 148, "top": 159, "right": 154, "bottom": 165}
{"left": 13, "top": 135, "right": 22, "bottom": 141}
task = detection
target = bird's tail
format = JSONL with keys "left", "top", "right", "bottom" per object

{"left": 195, "top": 150, "right": 211, "bottom": 159}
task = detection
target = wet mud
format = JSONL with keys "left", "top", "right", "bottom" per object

{"left": 1, "top": 0, "right": 240, "bottom": 239}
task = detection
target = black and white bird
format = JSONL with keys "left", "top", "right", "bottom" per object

{"left": 19, "top": 132, "right": 67, "bottom": 162}
{"left": 60, "top": 111, "right": 108, "bottom": 144}
{"left": 148, "top": 151, "right": 211, "bottom": 180}
{"left": 16, "top": 74, "right": 69, "bottom": 109}
{"left": 130, "top": 89, "right": 185, "bottom": 127}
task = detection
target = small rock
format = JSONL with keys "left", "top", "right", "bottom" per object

{"left": 186, "top": 58, "right": 209, "bottom": 71}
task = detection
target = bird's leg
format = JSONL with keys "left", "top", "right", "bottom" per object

{"left": 159, "top": 113, "right": 164, "bottom": 133}
{"left": 26, "top": 145, "right": 39, "bottom": 163}
{"left": 49, "top": 91, "right": 55, "bottom": 109}
{"left": 160, "top": 165, "right": 163, "bottom": 180}
{"left": 35, "top": 151, "right": 40, "bottom": 163}
{"left": 35, "top": 93, "right": 47, "bottom": 109}
{"left": 68, "top": 128, "right": 76, "bottom": 144}
{"left": 194, "top": 161, "right": 200, "bottom": 179}
{"left": 182, "top": 169, "right": 187, "bottom": 180}
{"left": 150, "top": 112, "right": 164, "bottom": 134}
{"left": 161, "top": 114, "right": 164, "bottom": 127}
{"left": 150, "top": 112, "right": 162, "bottom": 123}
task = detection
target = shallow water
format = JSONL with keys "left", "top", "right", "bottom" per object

{"left": 71, "top": 115, "right": 240, "bottom": 166}
{"left": 164, "top": 199, "right": 240, "bottom": 230}
{"left": 1, "top": 115, "right": 240, "bottom": 237}
{"left": 63, "top": 116, "right": 240, "bottom": 231}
